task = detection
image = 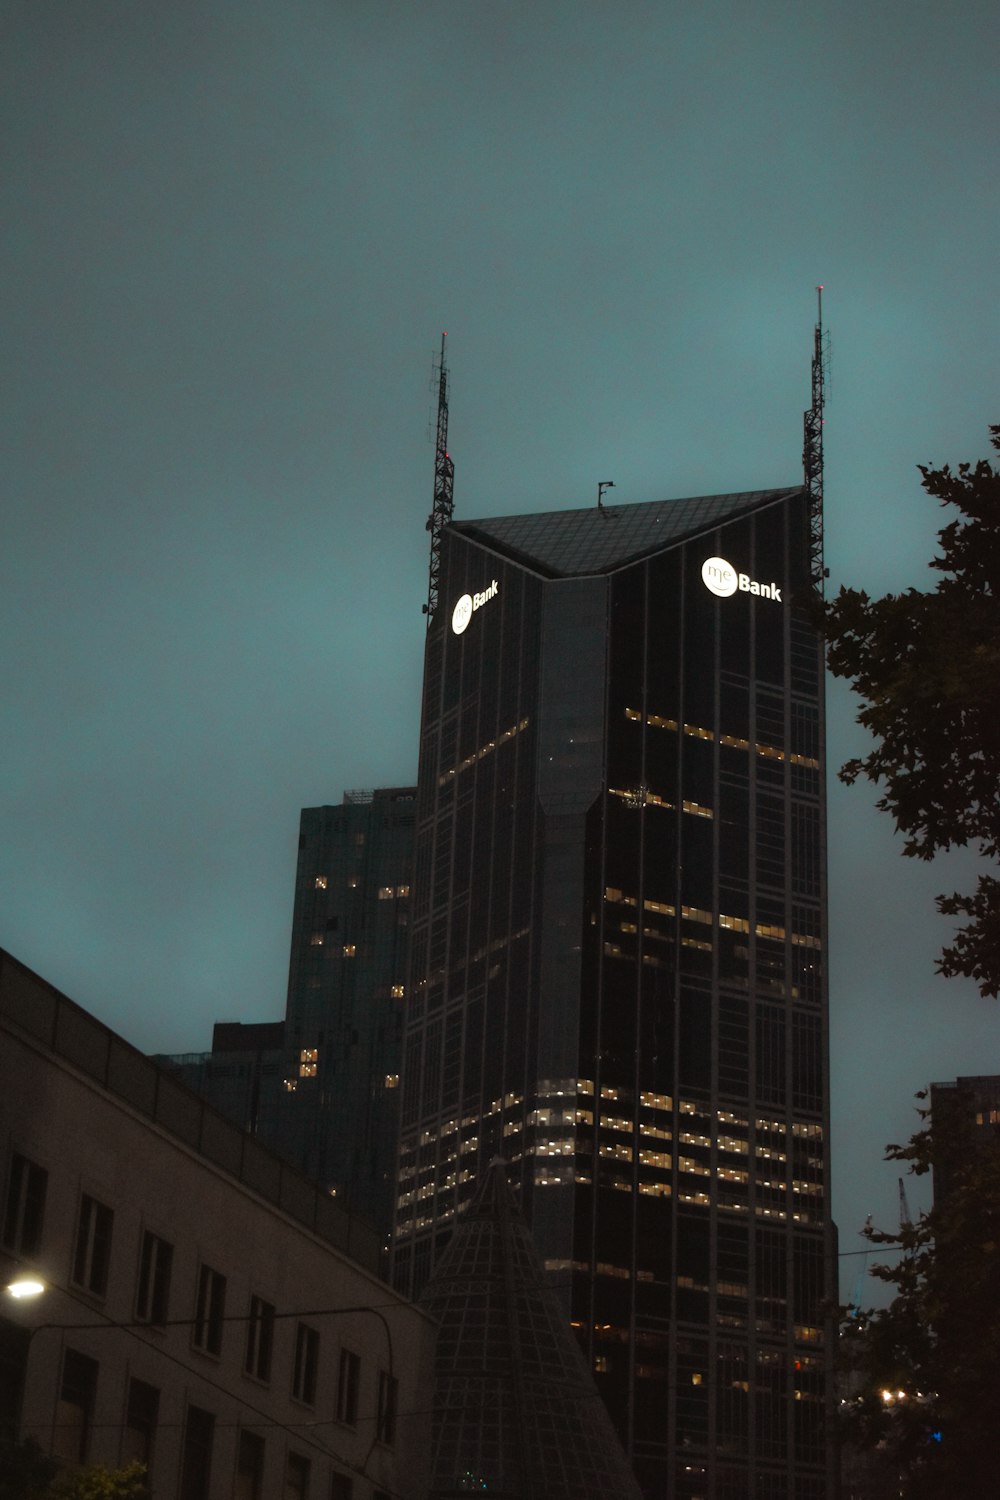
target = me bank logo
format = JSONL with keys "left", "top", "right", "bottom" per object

{"left": 701, "top": 556, "right": 782, "bottom": 603}
{"left": 451, "top": 580, "right": 500, "bottom": 634}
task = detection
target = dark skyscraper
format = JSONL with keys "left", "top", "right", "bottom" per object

{"left": 393, "top": 486, "right": 833, "bottom": 1498}
{"left": 279, "top": 789, "right": 416, "bottom": 1232}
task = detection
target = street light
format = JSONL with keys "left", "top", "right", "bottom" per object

{"left": 5, "top": 1276, "right": 46, "bottom": 1299}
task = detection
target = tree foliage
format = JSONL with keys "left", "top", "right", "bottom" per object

{"left": 841, "top": 1093, "right": 1000, "bottom": 1497}
{"left": 821, "top": 423, "right": 1000, "bottom": 995}
{"left": 0, "top": 1446, "right": 146, "bottom": 1500}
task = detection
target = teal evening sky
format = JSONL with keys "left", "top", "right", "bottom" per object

{"left": 2, "top": 0, "right": 997, "bottom": 1304}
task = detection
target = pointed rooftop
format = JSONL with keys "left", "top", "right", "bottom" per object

{"left": 452, "top": 485, "right": 801, "bottom": 578}
{"left": 417, "top": 1160, "right": 643, "bottom": 1500}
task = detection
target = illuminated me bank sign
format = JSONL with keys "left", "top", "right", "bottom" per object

{"left": 451, "top": 580, "right": 500, "bottom": 634}
{"left": 701, "top": 556, "right": 782, "bottom": 603}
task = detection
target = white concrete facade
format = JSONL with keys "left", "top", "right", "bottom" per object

{"left": 0, "top": 950, "right": 434, "bottom": 1500}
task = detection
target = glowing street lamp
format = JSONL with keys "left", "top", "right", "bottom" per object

{"left": 5, "top": 1277, "right": 46, "bottom": 1299}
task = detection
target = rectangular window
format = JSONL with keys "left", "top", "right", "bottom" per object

{"left": 292, "top": 1324, "right": 319, "bottom": 1406}
{"left": 72, "top": 1195, "right": 113, "bottom": 1297}
{"left": 2, "top": 1153, "right": 47, "bottom": 1255}
{"left": 180, "top": 1405, "right": 215, "bottom": 1500}
{"left": 135, "top": 1231, "right": 173, "bottom": 1326}
{"left": 193, "top": 1265, "right": 226, "bottom": 1356}
{"left": 122, "top": 1378, "right": 159, "bottom": 1467}
{"left": 336, "top": 1348, "right": 360, "bottom": 1426}
{"left": 285, "top": 1451, "right": 310, "bottom": 1500}
{"left": 330, "top": 1477, "right": 353, "bottom": 1500}
{"left": 235, "top": 1429, "right": 265, "bottom": 1500}
{"left": 376, "top": 1371, "right": 398, "bottom": 1446}
{"left": 245, "top": 1296, "right": 275, "bottom": 1382}
{"left": 54, "top": 1349, "right": 98, "bottom": 1462}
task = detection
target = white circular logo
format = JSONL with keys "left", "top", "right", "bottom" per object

{"left": 701, "top": 556, "right": 738, "bottom": 597}
{"left": 451, "top": 594, "right": 474, "bottom": 634}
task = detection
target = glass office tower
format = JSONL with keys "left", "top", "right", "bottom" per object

{"left": 278, "top": 789, "right": 416, "bottom": 1234}
{"left": 393, "top": 487, "right": 833, "bottom": 1499}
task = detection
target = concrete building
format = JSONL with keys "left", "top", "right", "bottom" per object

{"left": 0, "top": 948, "right": 434, "bottom": 1500}
{"left": 393, "top": 487, "right": 835, "bottom": 1498}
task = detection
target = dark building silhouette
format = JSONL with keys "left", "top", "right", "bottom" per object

{"left": 157, "top": 790, "right": 416, "bottom": 1243}
{"left": 418, "top": 1158, "right": 642, "bottom": 1499}
{"left": 275, "top": 790, "right": 416, "bottom": 1232}
{"left": 929, "top": 1073, "right": 1000, "bottom": 1205}
{"left": 393, "top": 487, "right": 834, "bottom": 1498}
{"left": 153, "top": 1020, "right": 285, "bottom": 1139}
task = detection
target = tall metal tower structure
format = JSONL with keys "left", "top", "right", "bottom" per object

{"left": 803, "top": 285, "right": 828, "bottom": 591}
{"left": 423, "top": 333, "right": 455, "bottom": 623}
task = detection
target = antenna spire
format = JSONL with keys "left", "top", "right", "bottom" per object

{"left": 802, "top": 286, "right": 828, "bottom": 592}
{"left": 423, "top": 332, "right": 455, "bottom": 624}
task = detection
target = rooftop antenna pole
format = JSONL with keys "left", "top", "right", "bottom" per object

{"left": 423, "top": 332, "right": 455, "bottom": 625}
{"left": 597, "top": 480, "right": 615, "bottom": 510}
{"left": 802, "top": 285, "right": 828, "bottom": 593}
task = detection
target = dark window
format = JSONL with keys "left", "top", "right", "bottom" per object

{"left": 193, "top": 1265, "right": 226, "bottom": 1356}
{"left": 245, "top": 1296, "right": 275, "bottom": 1381}
{"left": 236, "top": 1429, "right": 265, "bottom": 1500}
{"left": 55, "top": 1349, "right": 98, "bottom": 1462}
{"left": 330, "top": 1476, "right": 353, "bottom": 1500}
{"left": 135, "top": 1231, "right": 173, "bottom": 1326}
{"left": 72, "top": 1195, "right": 113, "bottom": 1296}
{"left": 2, "top": 1153, "right": 47, "bottom": 1255}
{"left": 285, "top": 1451, "right": 310, "bottom": 1499}
{"left": 180, "top": 1405, "right": 215, "bottom": 1500}
{"left": 292, "top": 1324, "right": 319, "bottom": 1406}
{"left": 122, "top": 1378, "right": 159, "bottom": 1467}
{"left": 376, "top": 1370, "right": 397, "bottom": 1446}
{"left": 336, "top": 1348, "right": 360, "bottom": 1426}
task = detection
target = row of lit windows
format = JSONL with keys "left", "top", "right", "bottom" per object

{"left": 396, "top": 1082, "right": 823, "bottom": 1186}
{"left": 605, "top": 887, "right": 822, "bottom": 950}
{"left": 623, "top": 707, "right": 821, "bottom": 771}
{"left": 437, "top": 717, "right": 530, "bottom": 786}
{"left": 608, "top": 785, "right": 715, "bottom": 818}
{"left": 403, "top": 1080, "right": 821, "bottom": 1149}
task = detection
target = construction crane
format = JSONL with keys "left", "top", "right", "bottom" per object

{"left": 423, "top": 333, "right": 455, "bottom": 625}
{"left": 802, "top": 286, "right": 829, "bottom": 592}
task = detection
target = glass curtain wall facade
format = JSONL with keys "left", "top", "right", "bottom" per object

{"left": 277, "top": 789, "right": 416, "bottom": 1234}
{"left": 393, "top": 488, "right": 833, "bottom": 1499}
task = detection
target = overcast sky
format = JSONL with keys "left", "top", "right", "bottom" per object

{"left": 3, "top": 0, "right": 997, "bottom": 1304}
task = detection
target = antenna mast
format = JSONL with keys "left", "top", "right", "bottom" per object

{"left": 424, "top": 333, "right": 455, "bottom": 624}
{"left": 802, "top": 286, "right": 827, "bottom": 592}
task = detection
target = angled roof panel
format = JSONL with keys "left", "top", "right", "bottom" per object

{"left": 418, "top": 1160, "right": 643, "bottom": 1500}
{"left": 453, "top": 486, "right": 801, "bottom": 577}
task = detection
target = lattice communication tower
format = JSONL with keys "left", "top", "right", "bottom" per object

{"left": 423, "top": 333, "right": 455, "bottom": 624}
{"left": 802, "top": 286, "right": 829, "bottom": 592}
